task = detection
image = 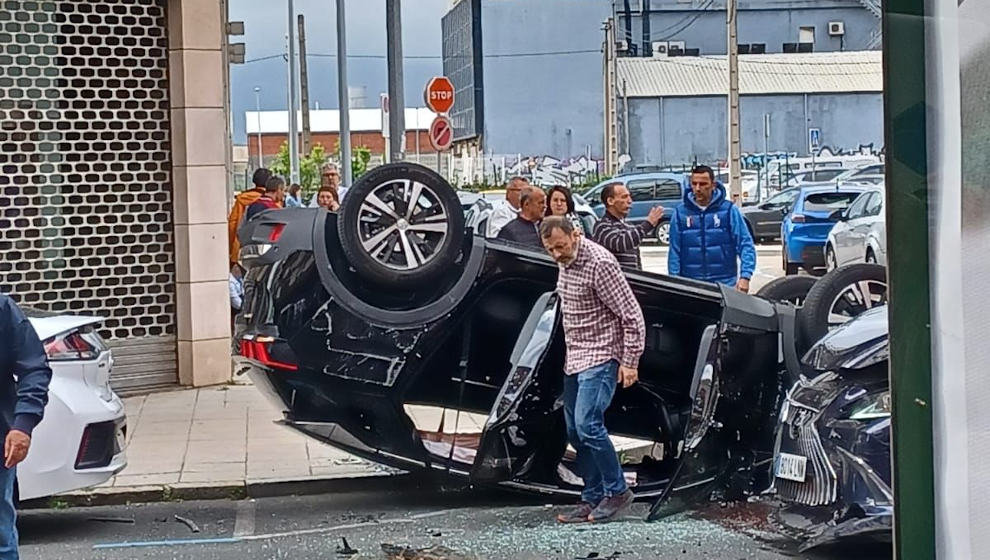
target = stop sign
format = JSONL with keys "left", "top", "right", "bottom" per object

{"left": 424, "top": 77, "right": 455, "bottom": 114}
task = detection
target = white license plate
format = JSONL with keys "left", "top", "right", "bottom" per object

{"left": 775, "top": 452, "right": 807, "bottom": 482}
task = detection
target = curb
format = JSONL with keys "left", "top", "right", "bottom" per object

{"left": 21, "top": 471, "right": 420, "bottom": 510}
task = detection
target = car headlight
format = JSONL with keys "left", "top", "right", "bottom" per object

{"left": 849, "top": 391, "right": 891, "bottom": 420}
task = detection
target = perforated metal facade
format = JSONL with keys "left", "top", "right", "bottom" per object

{"left": 0, "top": 0, "right": 177, "bottom": 390}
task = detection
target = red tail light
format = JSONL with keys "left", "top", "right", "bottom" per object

{"left": 240, "top": 338, "right": 298, "bottom": 371}
{"left": 791, "top": 214, "right": 806, "bottom": 223}
{"left": 44, "top": 331, "right": 99, "bottom": 361}
{"left": 268, "top": 224, "right": 286, "bottom": 242}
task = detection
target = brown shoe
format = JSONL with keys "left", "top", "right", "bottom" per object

{"left": 588, "top": 490, "right": 634, "bottom": 523}
{"left": 556, "top": 502, "right": 596, "bottom": 523}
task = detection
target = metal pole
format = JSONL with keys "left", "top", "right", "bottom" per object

{"left": 622, "top": 79, "right": 630, "bottom": 157}
{"left": 762, "top": 113, "right": 770, "bottom": 203}
{"left": 727, "top": 0, "right": 742, "bottom": 204}
{"left": 298, "top": 14, "right": 312, "bottom": 156}
{"left": 286, "top": 0, "right": 300, "bottom": 183}
{"left": 336, "top": 0, "right": 352, "bottom": 186}
{"left": 254, "top": 87, "right": 263, "bottom": 169}
{"left": 385, "top": 0, "right": 405, "bottom": 162}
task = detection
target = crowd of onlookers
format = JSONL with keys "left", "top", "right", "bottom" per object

{"left": 490, "top": 166, "right": 757, "bottom": 293}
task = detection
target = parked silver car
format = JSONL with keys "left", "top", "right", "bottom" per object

{"left": 825, "top": 187, "right": 887, "bottom": 270}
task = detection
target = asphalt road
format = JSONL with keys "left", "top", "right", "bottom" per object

{"left": 641, "top": 242, "right": 785, "bottom": 293}
{"left": 18, "top": 485, "right": 890, "bottom": 560}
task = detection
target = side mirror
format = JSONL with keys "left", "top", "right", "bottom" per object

{"left": 829, "top": 209, "right": 845, "bottom": 221}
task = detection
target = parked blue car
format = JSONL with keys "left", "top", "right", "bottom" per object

{"left": 782, "top": 185, "right": 871, "bottom": 274}
{"left": 583, "top": 173, "right": 686, "bottom": 245}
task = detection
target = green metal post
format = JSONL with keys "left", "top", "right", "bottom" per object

{"left": 883, "top": 0, "right": 936, "bottom": 558}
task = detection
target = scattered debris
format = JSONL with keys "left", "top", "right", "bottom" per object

{"left": 336, "top": 537, "right": 359, "bottom": 556}
{"left": 173, "top": 514, "right": 201, "bottom": 533}
{"left": 87, "top": 516, "right": 135, "bottom": 524}
{"left": 429, "top": 528, "right": 442, "bottom": 537}
{"left": 381, "top": 543, "right": 476, "bottom": 560}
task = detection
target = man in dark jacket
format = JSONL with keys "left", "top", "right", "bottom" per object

{"left": 497, "top": 185, "right": 546, "bottom": 248}
{"left": 592, "top": 182, "right": 664, "bottom": 269}
{"left": 0, "top": 294, "right": 53, "bottom": 556}
{"left": 245, "top": 175, "right": 286, "bottom": 221}
{"left": 668, "top": 166, "right": 756, "bottom": 291}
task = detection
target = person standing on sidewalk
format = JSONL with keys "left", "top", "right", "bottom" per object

{"left": 540, "top": 216, "right": 645, "bottom": 524}
{"left": 227, "top": 167, "right": 271, "bottom": 266}
{"left": 668, "top": 165, "right": 756, "bottom": 292}
{"left": 0, "top": 294, "right": 54, "bottom": 558}
{"left": 245, "top": 175, "right": 286, "bottom": 221}
{"left": 489, "top": 176, "right": 528, "bottom": 237}
{"left": 592, "top": 182, "right": 664, "bottom": 269}
{"left": 496, "top": 185, "right": 546, "bottom": 248}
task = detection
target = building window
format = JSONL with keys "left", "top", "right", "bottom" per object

{"left": 799, "top": 26, "right": 816, "bottom": 45}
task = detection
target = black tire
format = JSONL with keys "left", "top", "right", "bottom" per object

{"left": 782, "top": 251, "right": 800, "bottom": 275}
{"left": 755, "top": 275, "right": 817, "bottom": 307}
{"left": 655, "top": 220, "right": 671, "bottom": 246}
{"left": 337, "top": 163, "right": 465, "bottom": 288}
{"left": 798, "top": 263, "right": 887, "bottom": 349}
{"left": 825, "top": 244, "right": 838, "bottom": 271}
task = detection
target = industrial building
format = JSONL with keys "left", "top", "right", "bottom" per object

{"left": 616, "top": 50, "right": 884, "bottom": 169}
{"left": 441, "top": 0, "right": 882, "bottom": 166}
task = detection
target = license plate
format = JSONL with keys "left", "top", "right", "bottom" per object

{"left": 775, "top": 452, "right": 807, "bottom": 482}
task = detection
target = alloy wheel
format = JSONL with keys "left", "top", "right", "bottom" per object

{"left": 656, "top": 222, "right": 670, "bottom": 245}
{"left": 356, "top": 179, "right": 449, "bottom": 271}
{"left": 826, "top": 280, "right": 887, "bottom": 329}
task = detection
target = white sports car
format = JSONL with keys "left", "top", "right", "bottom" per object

{"left": 17, "top": 312, "right": 127, "bottom": 502}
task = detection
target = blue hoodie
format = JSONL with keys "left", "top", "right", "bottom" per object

{"left": 668, "top": 181, "right": 756, "bottom": 286}
{"left": 0, "top": 295, "right": 53, "bottom": 436}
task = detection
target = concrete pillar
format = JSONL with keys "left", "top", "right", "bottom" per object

{"left": 168, "top": 0, "right": 232, "bottom": 386}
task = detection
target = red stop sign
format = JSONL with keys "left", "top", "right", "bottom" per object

{"left": 424, "top": 77, "right": 455, "bottom": 114}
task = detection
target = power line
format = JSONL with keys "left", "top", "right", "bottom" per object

{"left": 243, "top": 49, "right": 602, "bottom": 65}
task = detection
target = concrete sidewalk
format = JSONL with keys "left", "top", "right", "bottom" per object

{"left": 56, "top": 384, "right": 397, "bottom": 506}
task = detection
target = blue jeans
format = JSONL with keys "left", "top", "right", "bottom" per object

{"left": 562, "top": 360, "right": 628, "bottom": 505}
{"left": 0, "top": 465, "right": 16, "bottom": 559}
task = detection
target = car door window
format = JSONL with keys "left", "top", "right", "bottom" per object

{"left": 654, "top": 180, "right": 683, "bottom": 201}
{"left": 843, "top": 193, "right": 870, "bottom": 219}
{"left": 864, "top": 192, "right": 883, "bottom": 217}
{"left": 626, "top": 180, "right": 655, "bottom": 201}
{"left": 853, "top": 164, "right": 884, "bottom": 177}
{"left": 764, "top": 189, "right": 798, "bottom": 210}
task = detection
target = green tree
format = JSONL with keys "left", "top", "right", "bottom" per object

{"left": 334, "top": 140, "right": 372, "bottom": 181}
{"left": 269, "top": 142, "right": 330, "bottom": 197}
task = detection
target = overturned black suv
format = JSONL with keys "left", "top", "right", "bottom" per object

{"left": 233, "top": 163, "right": 883, "bottom": 526}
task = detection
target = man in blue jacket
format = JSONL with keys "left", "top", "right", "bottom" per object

{"left": 0, "top": 294, "right": 53, "bottom": 558}
{"left": 668, "top": 166, "right": 757, "bottom": 292}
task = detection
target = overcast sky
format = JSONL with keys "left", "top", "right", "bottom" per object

{"left": 229, "top": 0, "right": 449, "bottom": 143}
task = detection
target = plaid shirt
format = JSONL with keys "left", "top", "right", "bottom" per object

{"left": 556, "top": 238, "right": 646, "bottom": 375}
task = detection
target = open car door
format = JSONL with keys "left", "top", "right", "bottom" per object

{"left": 471, "top": 292, "right": 566, "bottom": 484}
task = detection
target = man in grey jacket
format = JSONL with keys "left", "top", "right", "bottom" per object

{"left": 0, "top": 294, "right": 53, "bottom": 558}
{"left": 592, "top": 182, "right": 664, "bottom": 269}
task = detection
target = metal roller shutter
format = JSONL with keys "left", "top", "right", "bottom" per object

{"left": 0, "top": 0, "right": 178, "bottom": 391}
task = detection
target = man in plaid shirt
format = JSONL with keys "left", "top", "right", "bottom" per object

{"left": 539, "top": 215, "right": 645, "bottom": 523}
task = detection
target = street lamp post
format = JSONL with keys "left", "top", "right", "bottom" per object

{"left": 254, "top": 86, "right": 263, "bottom": 169}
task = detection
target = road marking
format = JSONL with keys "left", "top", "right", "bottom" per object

{"left": 233, "top": 499, "right": 256, "bottom": 537}
{"left": 92, "top": 509, "right": 461, "bottom": 550}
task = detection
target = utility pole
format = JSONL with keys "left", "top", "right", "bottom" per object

{"left": 336, "top": 0, "right": 352, "bottom": 187}
{"left": 385, "top": 0, "right": 405, "bottom": 162}
{"left": 727, "top": 0, "right": 742, "bottom": 204}
{"left": 297, "top": 14, "right": 312, "bottom": 155}
{"left": 602, "top": 18, "right": 617, "bottom": 175}
{"left": 286, "top": 0, "right": 300, "bottom": 183}
{"left": 254, "top": 86, "right": 263, "bottom": 169}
